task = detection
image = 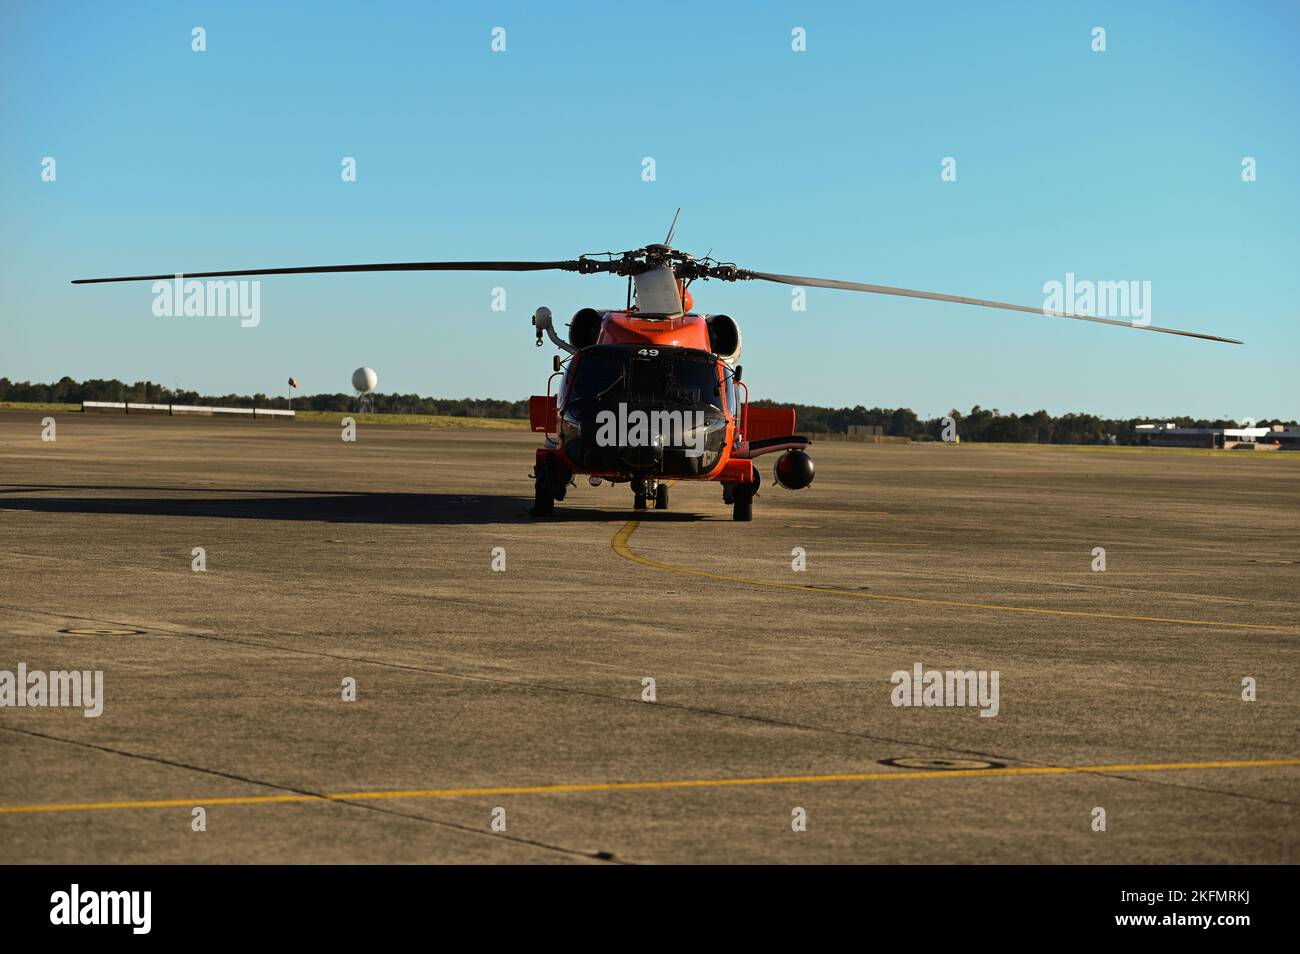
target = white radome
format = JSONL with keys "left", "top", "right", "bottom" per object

{"left": 351, "top": 367, "right": 378, "bottom": 393}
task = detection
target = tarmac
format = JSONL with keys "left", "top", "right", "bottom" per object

{"left": 1, "top": 409, "right": 1297, "bottom": 863}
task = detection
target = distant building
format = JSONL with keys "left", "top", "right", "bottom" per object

{"left": 1135, "top": 422, "right": 1292, "bottom": 449}
{"left": 835, "top": 424, "right": 907, "bottom": 444}
{"left": 1271, "top": 429, "right": 1300, "bottom": 451}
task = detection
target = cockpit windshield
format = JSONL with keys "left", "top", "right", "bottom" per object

{"left": 565, "top": 345, "right": 723, "bottom": 412}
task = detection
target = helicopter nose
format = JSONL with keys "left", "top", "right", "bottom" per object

{"left": 622, "top": 444, "right": 664, "bottom": 470}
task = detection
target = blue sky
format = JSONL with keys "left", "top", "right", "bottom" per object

{"left": 2, "top": 1, "right": 1297, "bottom": 418}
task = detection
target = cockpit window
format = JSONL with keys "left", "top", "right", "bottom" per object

{"left": 565, "top": 346, "right": 722, "bottom": 412}
{"left": 723, "top": 365, "right": 739, "bottom": 416}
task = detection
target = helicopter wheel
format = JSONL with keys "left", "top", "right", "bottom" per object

{"left": 532, "top": 464, "right": 555, "bottom": 517}
{"left": 732, "top": 484, "right": 754, "bottom": 522}
{"left": 654, "top": 484, "right": 669, "bottom": 510}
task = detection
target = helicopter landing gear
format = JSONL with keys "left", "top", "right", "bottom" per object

{"left": 532, "top": 459, "right": 570, "bottom": 517}
{"left": 533, "top": 467, "right": 555, "bottom": 517}
{"left": 724, "top": 470, "right": 759, "bottom": 522}
{"left": 731, "top": 483, "right": 754, "bottom": 521}
{"left": 632, "top": 476, "right": 659, "bottom": 511}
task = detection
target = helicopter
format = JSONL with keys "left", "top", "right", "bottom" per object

{"left": 73, "top": 216, "right": 1242, "bottom": 521}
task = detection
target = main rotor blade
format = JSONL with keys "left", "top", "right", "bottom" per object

{"left": 72, "top": 261, "right": 584, "bottom": 285}
{"left": 742, "top": 270, "right": 1243, "bottom": 345}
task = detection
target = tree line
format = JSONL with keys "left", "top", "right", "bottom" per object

{"left": 749, "top": 400, "right": 1295, "bottom": 444}
{"left": 0, "top": 377, "right": 527, "bottom": 419}
{"left": 2, "top": 377, "right": 1292, "bottom": 444}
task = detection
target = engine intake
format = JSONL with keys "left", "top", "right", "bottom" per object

{"left": 569, "top": 308, "right": 604, "bottom": 349}
{"left": 705, "top": 314, "right": 742, "bottom": 363}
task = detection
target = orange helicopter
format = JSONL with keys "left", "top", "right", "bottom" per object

{"left": 74, "top": 215, "right": 1241, "bottom": 521}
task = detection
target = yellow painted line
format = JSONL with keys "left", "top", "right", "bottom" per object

{"left": 1, "top": 758, "right": 1297, "bottom": 816}
{"left": 611, "top": 520, "right": 1300, "bottom": 633}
